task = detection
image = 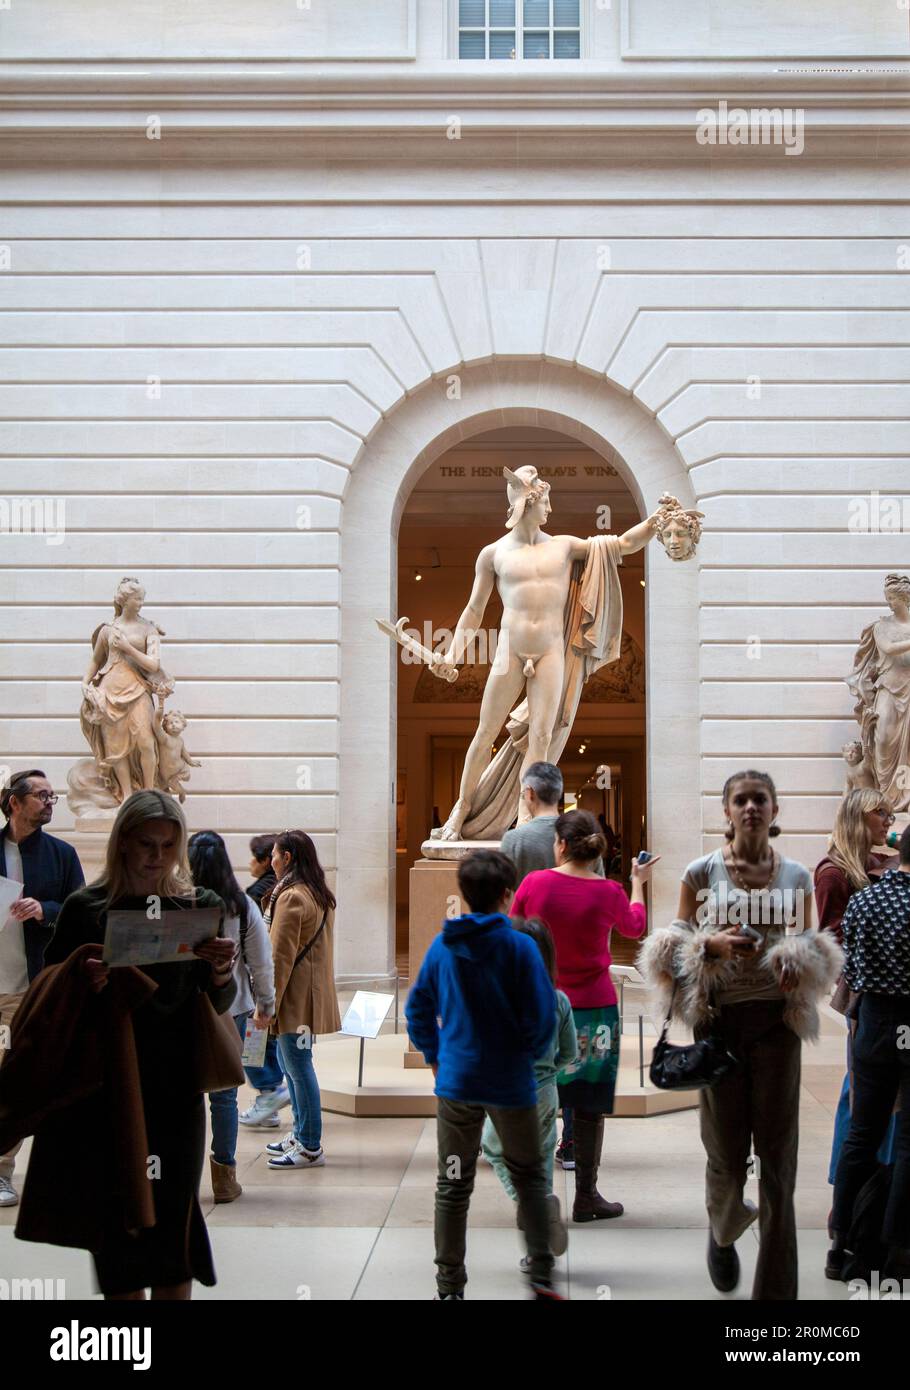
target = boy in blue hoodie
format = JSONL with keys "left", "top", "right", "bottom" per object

{"left": 406, "top": 849, "right": 560, "bottom": 1300}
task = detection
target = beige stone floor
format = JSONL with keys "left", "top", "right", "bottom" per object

{"left": 0, "top": 1006, "right": 858, "bottom": 1300}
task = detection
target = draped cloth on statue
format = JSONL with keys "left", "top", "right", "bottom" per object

{"left": 446, "top": 534, "right": 625, "bottom": 842}
{"left": 847, "top": 620, "right": 910, "bottom": 812}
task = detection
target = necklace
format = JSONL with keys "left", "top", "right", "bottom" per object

{"left": 724, "top": 844, "right": 777, "bottom": 893}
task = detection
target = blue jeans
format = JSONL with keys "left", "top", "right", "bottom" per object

{"left": 277, "top": 1032, "right": 322, "bottom": 1150}
{"left": 209, "top": 1015, "right": 247, "bottom": 1166}
{"left": 244, "top": 1033, "right": 285, "bottom": 1093}
{"left": 831, "top": 992, "right": 910, "bottom": 1245}
{"left": 828, "top": 1033, "right": 899, "bottom": 1184}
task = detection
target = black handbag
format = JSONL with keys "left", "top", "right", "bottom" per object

{"left": 649, "top": 982, "right": 739, "bottom": 1091}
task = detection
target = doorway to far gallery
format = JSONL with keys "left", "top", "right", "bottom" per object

{"left": 394, "top": 425, "right": 647, "bottom": 959}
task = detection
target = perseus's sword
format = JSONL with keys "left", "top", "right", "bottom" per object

{"left": 375, "top": 616, "right": 458, "bottom": 683}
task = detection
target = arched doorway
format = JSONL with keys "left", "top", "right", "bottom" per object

{"left": 336, "top": 362, "right": 699, "bottom": 982}
{"left": 395, "top": 424, "right": 647, "bottom": 962}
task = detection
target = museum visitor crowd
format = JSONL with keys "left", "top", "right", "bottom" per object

{"left": 0, "top": 762, "right": 908, "bottom": 1301}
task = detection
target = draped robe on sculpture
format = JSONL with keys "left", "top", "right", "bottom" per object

{"left": 435, "top": 534, "right": 625, "bottom": 842}
{"left": 847, "top": 619, "right": 910, "bottom": 813}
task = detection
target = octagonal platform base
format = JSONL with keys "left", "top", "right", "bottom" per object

{"left": 315, "top": 1032, "right": 698, "bottom": 1119}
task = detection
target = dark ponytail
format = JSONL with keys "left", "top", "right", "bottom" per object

{"left": 554, "top": 809, "right": 606, "bottom": 864}
{"left": 187, "top": 829, "right": 249, "bottom": 923}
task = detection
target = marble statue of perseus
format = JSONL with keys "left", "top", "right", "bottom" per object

{"left": 386, "top": 469, "right": 703, "bottom": 844}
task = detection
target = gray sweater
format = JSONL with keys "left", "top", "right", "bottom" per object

{"left": 500, "top": 814, "right": 604, "bottom": 887}
{"left": 223, "top": 897, "right": 275, "bottom": 1017}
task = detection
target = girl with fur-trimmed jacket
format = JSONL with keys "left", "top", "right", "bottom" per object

{"left": 639, "top": 909, "right": 842, "bottom": 1045}
{"left": 638, "top": 770, "right": 842, "bottom": 1302}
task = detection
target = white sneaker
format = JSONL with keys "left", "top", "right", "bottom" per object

{"left": 0, "top": 1177, "right": 18, "bottom": 1207}
{"left": 254, "top": 1084, "right": 292, "bottom": 1117}
{"left": 239, "top": 1096, "right": 283, "bottom": 1128}
{"left": 264, "top": 1133, "right": 298, "bottom": 1156}
{"left": 267, "top": 1143, "right": 325, "bottom": 1170}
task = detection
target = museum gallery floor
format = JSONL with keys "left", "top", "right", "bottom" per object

{"left": 0, "top": 1002, "right": 858, "bottom": 1302}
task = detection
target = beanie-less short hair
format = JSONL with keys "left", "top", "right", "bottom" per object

{"left": 456, "top": 849, "right": 517, "bottom": 914}
{"left": 521, "top": 761, "right": 563, "bottom": 806}
{"left": 1, "top": 769, "right": 47, "bottom": 821}
{"left": 249, "top": 834, "right": 276, "bottom": 864}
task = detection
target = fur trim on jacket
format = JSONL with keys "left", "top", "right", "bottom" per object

{"left": 636, "top": 920, "right": 843, "bottom": 1043}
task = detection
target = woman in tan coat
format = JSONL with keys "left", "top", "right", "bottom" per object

{"left": 261, "top": 830, "right": 341, "bottom": 1170}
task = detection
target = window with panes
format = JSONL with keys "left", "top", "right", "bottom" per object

{"left": 458, "top": 0, "right": 581, "bottom": 60}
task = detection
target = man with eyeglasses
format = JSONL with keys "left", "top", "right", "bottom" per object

{"left": 0, "top": 768, "right": 84, "bottom": 1206}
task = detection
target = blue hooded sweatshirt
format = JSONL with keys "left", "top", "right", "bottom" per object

{"left": 405, "top": 912, "right": 557, "bottom": 1109}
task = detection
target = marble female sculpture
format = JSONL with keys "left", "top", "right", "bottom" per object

{"left": 846, "top": 572, "right": 910, "bottom": 812}
{"left": 66, "top": 577, "right": 201, "bottom": 815}
{"left": 382, "top": 473, "right": 701, "bottom": 845}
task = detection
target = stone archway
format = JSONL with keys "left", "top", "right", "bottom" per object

{"left": 335, "top": 361, "right": 699, "bottom": 981}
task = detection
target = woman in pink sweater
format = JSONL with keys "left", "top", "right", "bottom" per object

{"left": 512, "top": 810, "right": 656, "bottom": 1222}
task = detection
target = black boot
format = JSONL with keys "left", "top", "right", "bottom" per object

{"left": 884, "top": 1246, "right": 910, "bottom": 1281}
{"left": 572, "top": 1113, "right": 623, "bottom": 1222}
{"left": 824, "top": 1232, "right": 846, "bottom": 1281}
{"left": 707, "top": 1230, "right": 740, "bottom": 1292}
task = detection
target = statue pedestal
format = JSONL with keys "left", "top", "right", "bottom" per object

{"left": 74, "top": 812, "right": 117, "bottom": 833}
{"left": 406, "top": 856, "right": 465, "bottom": 1069}
{"left": 69, "top": 815, "right": 116, "bottom": 883}
{"left": 313, "top": 1031, "right": 698, "bottom": 1118}
{"left": 408, "top": 840, "right": 503, "bottom": 1066}
{"left": 419, "top": 837, "right": 503, "bottom": 861}
{"left": 403, "top": 852, "right": 698, "bottom": 1115}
